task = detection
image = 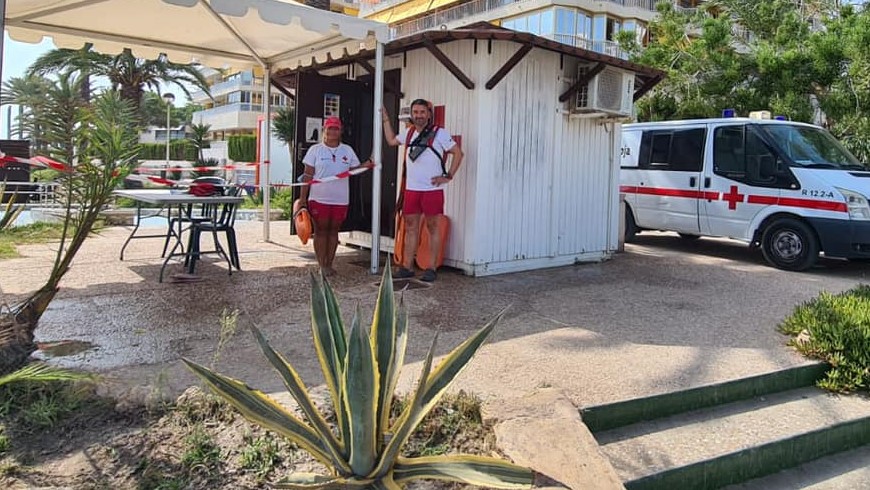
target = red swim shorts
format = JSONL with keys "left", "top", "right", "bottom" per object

{"left": 403, "top": 190, "right": 444, "bottom": 216}
{"left": 308, "top": 200, "right": 348, "bottom": 222}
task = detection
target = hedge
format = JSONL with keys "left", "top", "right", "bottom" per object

{"left": 139, "top": 140, "right": 197, "bottom": 161}
{"left": 228, "top": 135, "right": 257, "bottom": 163}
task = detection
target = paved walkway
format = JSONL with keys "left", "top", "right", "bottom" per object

{"left": 3, "top": 222, "right": 869, "bottom": 409}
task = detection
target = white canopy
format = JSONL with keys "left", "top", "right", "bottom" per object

{"left": 2, "top": 0, "right": 388, "bottom": 273}
{"left": 4, "top": 0, "right": 388, "bottom": 70}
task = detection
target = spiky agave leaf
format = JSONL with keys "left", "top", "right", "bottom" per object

{"left": 321, "top": 274, "right": 350, "bottom": 449}
{"left": 372, "top": 310, "right": 504, "bottom": 475}
{"left": 249, "top": 325, "right": 351, "bottom": 475}
{"left": 182, "top": 359, "right": 335, "bottom": 468}
{"left": 309, "top": 273, "right": 347, "bottom": 441}
{"left": 272, "top": 473, "right": 373, "bottom": 490}
{"left": 342, "top": 306, "right": 379, "bottom": 475}
{"left": 371, "top": 265, "right": 408, "bottom": 440}
{"left": 393, "top": 455, "right": 534, "bottom": 489}
{"left": 369, "top": 333, "right": 438, "bottom": 479}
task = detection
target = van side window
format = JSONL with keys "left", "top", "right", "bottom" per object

{"left": 638, "top": 128, "right": 705, "bottom": 172}
{"left": 713, "top": 125, "right": 793, "bottom": 188}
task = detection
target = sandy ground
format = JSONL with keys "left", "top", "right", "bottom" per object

{"left": 4, "top": 222, "right": 869, "bottom": 410}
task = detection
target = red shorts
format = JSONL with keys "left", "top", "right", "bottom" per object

{"left": 308, "top": 201, "right": 348, "bottom": 222}
{"left": 403, "top": 190, "right": 444, "bottom": 216}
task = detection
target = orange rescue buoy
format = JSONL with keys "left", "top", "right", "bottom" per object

{"left": 293, "top": 199, "right": 312, "bottom": 245}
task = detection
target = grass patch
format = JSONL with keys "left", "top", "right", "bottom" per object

{"left": 780, "top": 285, "right": 870, "bottom": 393}
{"left": 0, "top": 222, "right": 65, "bottom": 259}
{"left": 391, "top": 390, "right": 490, "bottom": 458}
{"left": 0, "top": 427, "right": 9, "bottom": 455}
{"left": 181, "top": 426, "right": 222, "bottom": 474}
{"left": 239, "top": 432, "right": 282, "bottom": 479}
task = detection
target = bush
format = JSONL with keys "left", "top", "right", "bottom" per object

{"left": 139, "top": 140, "right": 197, "bottom": 161}
{"left": 779, "top": 285, "right": 870, "bottom": 393}
{"left": 270, "top": 188, "right": 295, "bottom": 219}
{"left": 228, "top": 135, "right": 257, "bottom": 163}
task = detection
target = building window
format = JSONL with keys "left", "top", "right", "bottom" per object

{"left": 556, "top": 8, "right": 575, "bottom": 36}
{"left": 540, "top": 9, "right": 554, "bottom": 36}
{"left": 606, "top": 18, "right": 621, "bottom": 41}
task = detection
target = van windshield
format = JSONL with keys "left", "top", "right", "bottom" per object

{"left": 760, "top": 124, "right": 866, "bottom": 170}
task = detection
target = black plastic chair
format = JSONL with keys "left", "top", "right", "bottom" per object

{"left": 185, "top": 185, "right": 242, "bottom": 274}
{"left": 161, "top": 177, "right": 227, "bottom": 258}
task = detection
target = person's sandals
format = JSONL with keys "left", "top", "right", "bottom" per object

{"left": 420, "top": 268, "right": 437, "bottom": 282}
{"left": 394, "top": 267, "right": 415, "bottom": 279}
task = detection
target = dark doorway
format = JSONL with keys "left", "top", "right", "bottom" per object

{"left": 292, "top": 69, "right": 401, "bottom": 237}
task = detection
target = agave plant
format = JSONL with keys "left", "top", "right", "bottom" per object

{"left": 183, "top": 268, "right": 534, "bottom": 489}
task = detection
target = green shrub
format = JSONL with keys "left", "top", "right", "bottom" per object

{"left": 780, "top": 285, "right": 870, "bottom": 392}
{"left": 139, "top": 141, "right": 197, "bottom": 161}
{"left": 271, "top": 188, "right": 295, "bottom": 219}
{"left": 227, "top": 135, "right": 257, "bottom": 163}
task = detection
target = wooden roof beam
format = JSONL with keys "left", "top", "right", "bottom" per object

{"left": 357, "top": 59, "right": 404, "bottom": 98}
{"left": 633, "top": 73, "right": 664, "bottom": 101}
{"left": 423, "top": 40, "right": 475, "bottom": 90}
{"left": 558, "top": 62, "right": 606, "bottom": 103}
{"left": 485, "top": 43, "right": 533, "bottom": 90}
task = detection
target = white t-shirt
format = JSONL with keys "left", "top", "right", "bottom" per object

{"left": 302, "top": 143, "right": 360, "bottom": 205}
{"left": 398, "top": 126, "right": 456, "bottom": 191}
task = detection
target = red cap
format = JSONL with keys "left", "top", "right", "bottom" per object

{"left": 324, "top": 116, "right": 342, "bottom": 129}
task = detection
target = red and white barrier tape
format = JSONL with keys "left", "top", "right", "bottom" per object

{"left": 0, "top": 152, "right": 68, "bottom": 171}
{"left": 134, "top": 162, "right": 262, "bottom": 173}
{"left": 127, "top": 162, "right": 378, "bottom": 188}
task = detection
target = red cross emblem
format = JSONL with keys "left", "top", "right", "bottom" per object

{"left": 722, "top": 185, "right": 745, "bottom": 210}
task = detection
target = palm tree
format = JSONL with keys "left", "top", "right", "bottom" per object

{"left": 189, "top": 123, "right": 212, "bottom": 161}
{"left": 0, "top": 74, "right": 55, "bottom": 152}
{"left": 272, "top": 106, "right": 296, "bottom": 163}
{"left": 28, "top": 45, "right": 211, "bottom": 116}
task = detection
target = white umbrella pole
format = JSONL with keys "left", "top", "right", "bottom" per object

{"left": 262, "top": 65, "right": 272, "bottom": 242}
{"left": 0, "top": 0, "right": 7, "bottom": 96}
{"left": 371, "top": 42, "right": 385, "bottom": 274}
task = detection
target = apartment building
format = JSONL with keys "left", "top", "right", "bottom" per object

{"left": 361, "top": 0, "right": 702, "bottom": 58}
{"left": 189, "top": 68, "right": 289, "bottom": 140}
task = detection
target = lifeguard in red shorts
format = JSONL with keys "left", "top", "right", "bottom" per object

{"left": 299, "top": 116, "right": 362, "bottom": 276}
{"left": 381, "top": 99, "right": 464, "bottom": 282}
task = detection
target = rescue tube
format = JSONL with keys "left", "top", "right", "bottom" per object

{"left": 393, "top": 214, "right": 450, "bottom": 269}
{"left": 293, "top": 199, "right": 312, "bottom": 245}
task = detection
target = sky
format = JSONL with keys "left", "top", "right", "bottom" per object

{"left": 1, "top": 34, "right": 195, "bottom": 139}
{"left": 1, "top": 34, "right": 54, "bottom": 139}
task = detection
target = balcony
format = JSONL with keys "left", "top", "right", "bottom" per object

{"left": 190, "top": 78, "right": 265, "bottom": 103}
{"left": 191, "top": 103, "right": 264, "bottom": 132}
{"left": 545, "top": 34, "right": 628, "bottom": 59}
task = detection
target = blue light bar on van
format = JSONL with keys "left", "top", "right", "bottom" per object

{"left": 774, "top": 115, "right": 787, "bottom": 121}
{"left": 722, "top": 108, "right": 736, "bottom": 118}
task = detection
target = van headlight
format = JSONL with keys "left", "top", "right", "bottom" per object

{"left": 837, "top": 188, "right": 870, "bottom": 220}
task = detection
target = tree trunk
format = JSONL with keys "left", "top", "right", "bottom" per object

{"left": 0, "top": 286, "right": 57, "bottom": 376}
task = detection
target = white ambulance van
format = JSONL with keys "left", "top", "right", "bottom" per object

{"left": 620, "top": 115, "right": 870, "bottom": 271}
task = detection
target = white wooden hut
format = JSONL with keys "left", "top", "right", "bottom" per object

{"left": 274, "top": 23, "right": 663, "bottom": 276}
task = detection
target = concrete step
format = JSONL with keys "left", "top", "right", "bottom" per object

{"left": 594, "top": 387, "right": 870, "bottom": 490}
{"left": 725, "top": 445, "right": 870, "bottom": 489}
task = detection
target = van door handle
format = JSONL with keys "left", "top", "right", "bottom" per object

{"left": 704, "top": 177, "right": 711, "bottom": 188}
{"left": 689, "top": 177, "right": 697, "bottom": 187}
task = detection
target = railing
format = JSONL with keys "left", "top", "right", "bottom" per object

{"left": 545, "top": 34, "right": 628, "bottom": 59}
{"left": 189, "top": 78, "right": 264, "bottom": 102}
{"left": 389, "top": 0, "right": 691, "bottom": 40}
{"left": 192, "top": 103, "right": 265, "bottom": 120}
{"left": 1, "top": 181, "right": 64, "bottom": 208}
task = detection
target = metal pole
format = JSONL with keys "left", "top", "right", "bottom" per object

{"left": 371, "top": 42, "right": 385, "bottom": 274}
{"left": 0, "top": 0, "right": 6, "bottom": 97}
{"left": 262, "top": 65, "right": 272, "bottom": 242}
{"left": 164, "top": 103, "right": 171, "bottom": 179}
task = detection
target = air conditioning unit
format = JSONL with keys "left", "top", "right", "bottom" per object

{"left": 574, "top": 65, "right": 635, "bottom": 117}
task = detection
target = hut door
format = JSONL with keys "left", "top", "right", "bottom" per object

{"left": 293, "top": 70, "right": 401, "bottom": 237}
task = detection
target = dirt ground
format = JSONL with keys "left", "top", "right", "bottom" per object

{"left": 1, "top": 385, "right": 496, "bottom": 490}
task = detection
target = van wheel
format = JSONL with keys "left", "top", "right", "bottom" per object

{"left": 625, "top": 207, "right": 639, "bottom": 243}
{"left": 678, "top": 233, "right": 700, "bottom": 240}
{"left": 761, "top": 218, "right": 819, "bottom": 271}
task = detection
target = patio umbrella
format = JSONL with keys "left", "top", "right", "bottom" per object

{"left": 1, "top": 0, "right": 389, "bottom": 273}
